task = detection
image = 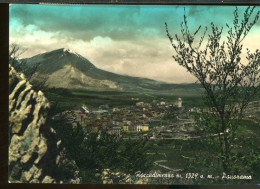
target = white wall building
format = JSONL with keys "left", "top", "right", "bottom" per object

{"left": 177, "top": 98, "right": 182, "bottom": 108}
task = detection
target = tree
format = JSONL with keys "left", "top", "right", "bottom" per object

{"left": 9, "top": 43, "right": 48, "bottom": 91}
{"left": 165, "top": 6, "right": 260, "bottom": 175}
{"left": 9, "top": 43, "right": 26, "bottom": 66}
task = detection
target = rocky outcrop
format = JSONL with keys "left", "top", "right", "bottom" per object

{"left": 8, "top": 65, "right": 80, "bottom": 183}
{"left": 100, "top": 169, "right": 149, "bottom": 184}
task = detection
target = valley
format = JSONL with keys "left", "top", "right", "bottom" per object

{"left": 12, "top": 48, "right": 260, "bottom": 184}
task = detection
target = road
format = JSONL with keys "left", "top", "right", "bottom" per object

{"left": 154, "top": 160, "right": 183, "bottom": 172}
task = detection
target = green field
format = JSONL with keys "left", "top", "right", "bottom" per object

{"left": 44, "top": 87, "right": 260, "bottom": 111}
{"left": 143, "top": 119, "right": 260, "bottom": 183}
{"left": 43, "top": 87, "right": 206, "bottom": 111}
{"left": 145, "top": 139, "right": 212, "bottom": 171}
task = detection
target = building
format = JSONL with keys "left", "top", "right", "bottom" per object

{"left": 128, "top": 125, "right": 136, "bottom": 132}
{"left": 112, "top": 108, "right": 120, "bottom": 112}
{"left": 136, "top": 124, "right": 149, "bottom": 132}
{"left": 123, "top": 125, "right": 129, "bottom": 132}
{"left": 107, "top": 126, "right": 122, "bottom": 136}
{"left": 160, "top": 101, "right": 166, "bottom": 106}
{"left": 112, "top": 120, "right": 120, "bottom": 125}
{"left": 72, "top": 122, "right": 78, "bottom": 128}
{"left": 136, "top": 102, "right": 145, "bottom": 107}
{"left": 177, "top": 98, "right": 182, "bottom": 108}
{"left": 123, "top": 120, "right": 131, "bottom": 126}
{"left": 81, "top": 104, "right": 90, "bottom": 113}
{"left": 142, "top": 124, "right": 150, "bottom": 131}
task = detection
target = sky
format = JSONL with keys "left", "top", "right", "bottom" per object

{"left": 9, "top": 4, "right": 260, "bottom": 83}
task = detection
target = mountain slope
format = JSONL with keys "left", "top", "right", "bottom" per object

{"left": 19, "top": 48, "right": 202, "bottom": 93}
{"left": 45, "top": 64, "right": 121, "bottom": 90}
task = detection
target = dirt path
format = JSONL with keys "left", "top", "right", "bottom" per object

{"left": 154, "top": 160, "right": 182, "bottom": 172}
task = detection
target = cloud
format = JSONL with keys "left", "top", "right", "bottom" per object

{"left": 10, "top": 5, "right": 154, "bottom": 41}
{"left": 69, "top": 36, "right": 197, "bottom": 83}
{"left": 10, "top": 4, "right": 218, "bottom": 42}
{"left": 9, "top": 5, "right": 260, "bottom": 83}
{"left": 10, "top": 5, "right": 260, "bottom": 41}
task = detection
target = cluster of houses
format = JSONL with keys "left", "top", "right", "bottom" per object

{"left": 55, "top": 97, "right": 205, "bottom": 139}
{"left": 74, "top": 103, "right": 155, "bottom": 136}
{"left": 54, "top": 97, "right": 260, "bottom": 140}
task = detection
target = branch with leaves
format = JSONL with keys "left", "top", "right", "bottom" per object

{"left": 166, "top": 6, "right": 260, "bottom": 174}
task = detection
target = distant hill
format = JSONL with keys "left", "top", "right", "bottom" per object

{"left": 17, "top": 48, "right": 203, "bottom": 95}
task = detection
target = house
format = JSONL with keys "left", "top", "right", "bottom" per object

{"left": 177, "top": 98, "right": 182, "bottom": 108}
{"left": 136, "top": 102, "right": 145, "bottom": 107}
{"left": 128, "top": 125, "right": 136, "bottom": 132}
{"left": 72, "top": 122, "right": 78, "bottom": 128}
{"left": 96, "top": 114, "right": 102, "bottom": 120}
{"left": 160, "top": 101, "right": 166, "bottom": 106}
{"left": 81, "top": 104, "right": 90, "bottom": 113}
{"left": 123, "top": 120, "right": 131, "bottom": 126}
{"left": 107, "top": 126, "right": 122, "bottom": 136}
{"left": 113, "top": 108, "right": 120, "bottom": 112}
{"left": 112, "top": 120, "right": 120, "bottom": 125}
{"left": 135, "top": 124, "right": 149, "bottom": 132}
{"left": 123, "top": 125, "right": 129, "bottom": 132}
{"left": 142, "top": 124, "right": 150, "bottom": 131}
{"left": 160, "top": 130, "right": 173, "bottom": 138}
{"left": 75, "top": 111, "right": 87, "bottom": 125}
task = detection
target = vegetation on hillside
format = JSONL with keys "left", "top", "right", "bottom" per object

{"left": 48, "top": 116, "right": 151, "bottom": 183}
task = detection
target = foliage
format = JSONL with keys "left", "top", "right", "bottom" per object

{"left": 9, "top": 43, "right": 26, "bottom": 67}
{"left": 149, "top": 121, "right": 162, "bottom": 128}
{"left": 166, "top": 6, "right": 260, "bottom": 175}
{"left": 162, "top": 110, "right": 177, "bottom": 120}
{"left": 49, "top": 112, "right": 151, "bottom": 183}
{"left": 9, "top": 43, "right": 47, "bottom": 92}
{"left": 184, "top": 120, "right": 260, "bottom": 184}
{"left": 79, "top": 132, "right": 151, "bottom": 177}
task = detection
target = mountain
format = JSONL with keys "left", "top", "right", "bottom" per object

{"left": 18, "top": 48, "right": 202, "bottom": 94}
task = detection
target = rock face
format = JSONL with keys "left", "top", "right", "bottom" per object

{"left": 100, "top": 169, "right": 149, "bottom": 184}
{"left": 38, "top": 64, "right": 120, "bottom": 90}
{"left": 8, "top": 65, "right": 80, "bottom": 183}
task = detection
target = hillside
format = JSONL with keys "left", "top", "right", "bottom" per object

{"left": 17, "top": 48, "right": 203, "bottom": 94}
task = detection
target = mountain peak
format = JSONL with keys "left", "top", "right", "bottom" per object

{"left": 48, "top": 48, "right": 86, "bottom": 60}
{"left": 61, "top": 48, "right": 76, "bottom": 54}
{"left": 54, "top": 48, "right": 78, "bottom": 55}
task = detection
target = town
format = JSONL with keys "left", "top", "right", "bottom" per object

{"left": 51, "top": 95, "right": 260, "bottom": 141}
{"left": 52, "top": 98, "right": 209, "bottom": 140}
